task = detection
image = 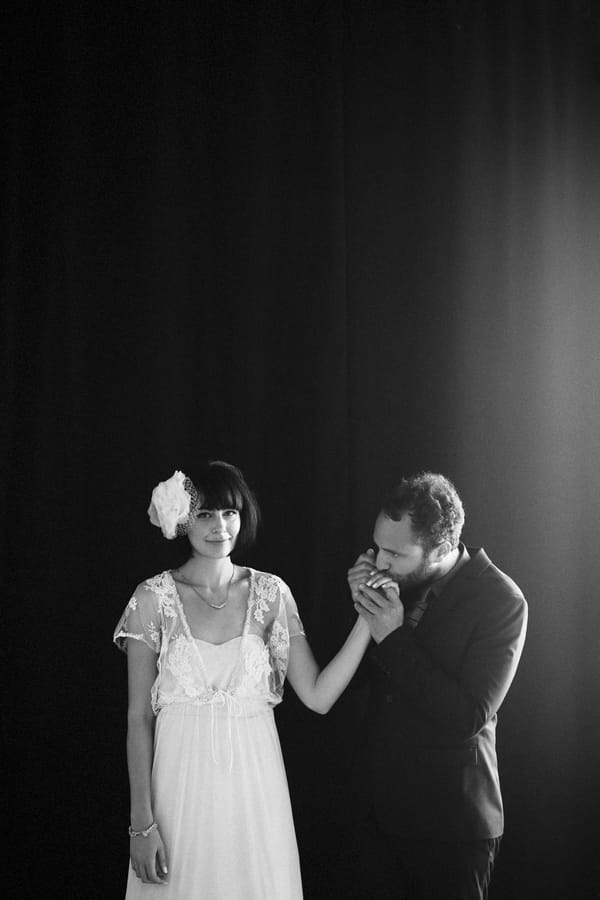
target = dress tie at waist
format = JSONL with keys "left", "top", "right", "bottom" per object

{"left": 207, "top": 689, "right": 242, "bottom": 771}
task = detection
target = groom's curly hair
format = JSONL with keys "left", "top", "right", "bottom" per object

{"left": 382, "top": 472, "right": 465, "bottom": 554}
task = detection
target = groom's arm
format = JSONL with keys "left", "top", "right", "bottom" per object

{"left": 369, "top": 582, "right": 527, "bottom": 741}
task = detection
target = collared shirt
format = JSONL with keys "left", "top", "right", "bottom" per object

{"left": 404, "top": 543, "right": 470, "bottom": 629}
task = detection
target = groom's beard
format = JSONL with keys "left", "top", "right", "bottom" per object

{"left": 393, "top": 556, "right": 438, "bottom": 592}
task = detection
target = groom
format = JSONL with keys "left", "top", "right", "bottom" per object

{"left": 349, "top": 472, "right": 527, "bottom": 900}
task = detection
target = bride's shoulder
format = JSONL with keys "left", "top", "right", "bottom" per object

{"left": 250, "top": 568, "right": 291, "bottom": 598}
{"left": 133, "top": 571, "right": 177, "bottom": 604}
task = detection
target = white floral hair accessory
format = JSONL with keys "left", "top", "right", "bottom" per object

{"left": 147, "top": 470, "right": 200, "bottom": 539}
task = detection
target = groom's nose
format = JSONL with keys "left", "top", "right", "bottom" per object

{"left": 376, "top": 552, "right": 390, "bottom": 571}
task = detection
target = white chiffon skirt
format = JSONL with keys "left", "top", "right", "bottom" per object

{"left": 124, "top": 701, "right": 303, "bottom": 899}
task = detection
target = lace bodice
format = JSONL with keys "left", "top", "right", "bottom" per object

{"left": 113, "top": 569, "right": 305, "bottom": 715}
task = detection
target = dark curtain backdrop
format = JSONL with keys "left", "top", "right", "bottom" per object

{"left": 4, "top": 2, "right": 600, "bottom": 898}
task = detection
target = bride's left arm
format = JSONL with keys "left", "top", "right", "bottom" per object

{"left": 285, "top": 616, "right": 372, "bottom": 714}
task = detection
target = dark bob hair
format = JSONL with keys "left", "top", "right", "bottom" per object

{"left": 191, "top": 460, "right": 260, "bottom": 552}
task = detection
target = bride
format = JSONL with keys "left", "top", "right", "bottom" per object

{"left": 113, "top": 460, "right": 397, "bottom": 898}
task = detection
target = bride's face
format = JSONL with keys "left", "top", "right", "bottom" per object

{"left": 187, "top": 508, "right": 241, "bottom": 558}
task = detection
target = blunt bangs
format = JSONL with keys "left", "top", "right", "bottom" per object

{"left": 197, "top": 468, "right": 244, "bottom": 512}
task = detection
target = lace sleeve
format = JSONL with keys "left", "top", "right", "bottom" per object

{"left": 264, "top": 577, "right": 305, "bottom": 698}
{"left": 113, "top": 583, "right": 161, "bottom": 654}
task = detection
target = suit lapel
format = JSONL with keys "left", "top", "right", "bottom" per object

{"left": 413, "top": 547, "right": 491, "bottom": 631}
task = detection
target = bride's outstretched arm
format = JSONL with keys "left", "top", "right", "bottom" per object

{"left": 285, "top": 615, "right": 372, "bottom": 715}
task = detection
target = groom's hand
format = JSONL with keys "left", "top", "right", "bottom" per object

{"left": 347, "top": 549, "right": 378, "bottom": 602}
{"left": 354, "top": 573, "right": 404, "bottom": 644}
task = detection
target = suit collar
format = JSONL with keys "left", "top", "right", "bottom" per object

{"left": 462, "top": 546, "right": 492, "bottom": 578}
{"left": 418, "top": 547, "right": 490, "bottom": 622}
{"left": 429, "top": 543, "right": 470, "bottom": 599}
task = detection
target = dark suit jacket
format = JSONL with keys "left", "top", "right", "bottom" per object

{"left": 360, "top": 546, "right": 527, "bottom": 841}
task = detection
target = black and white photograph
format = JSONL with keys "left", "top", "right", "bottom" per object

{"left": 4, "top": 2, "right": 600, "bottom": 898}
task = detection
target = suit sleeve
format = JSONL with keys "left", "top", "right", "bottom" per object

{"left": 370, "top": 584, "right": 528, "bottom": 741}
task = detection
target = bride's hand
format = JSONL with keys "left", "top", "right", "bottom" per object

{"left": 347, "top": 549, "right": 378, "bottom": 602}
{"left": 130, "top": 827, "right": 169, "bottom": 885}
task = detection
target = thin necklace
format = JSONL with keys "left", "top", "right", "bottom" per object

{"left": 176, "top": 565, "right": 236, "bottom": 610}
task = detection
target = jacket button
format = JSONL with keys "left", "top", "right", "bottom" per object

{"left": 384, "top": 694, "right": 393, "bottom": 703}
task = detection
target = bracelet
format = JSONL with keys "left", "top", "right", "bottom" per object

{"left": 128, "top": 821, "right": 158, "bottom": 838}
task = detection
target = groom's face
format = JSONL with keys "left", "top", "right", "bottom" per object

{"left": 373, "top": 512, "right": 439, "bottom": 590}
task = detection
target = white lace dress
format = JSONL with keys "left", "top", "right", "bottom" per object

{"left": 113, "top": 568, "right": 305, "bottom": 899}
